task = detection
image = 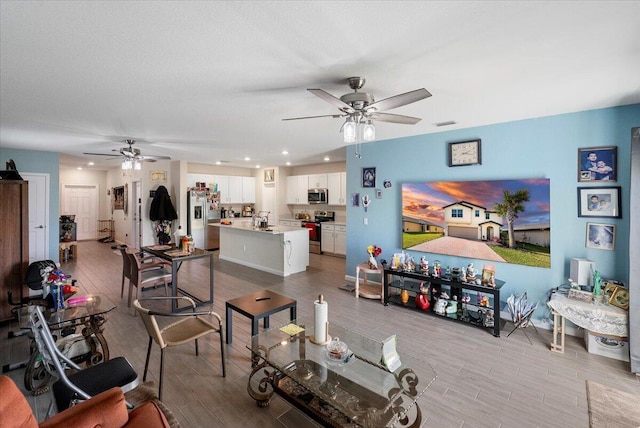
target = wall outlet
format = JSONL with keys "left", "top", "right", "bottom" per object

{"left": 363, "top": 218, "right": 368, "bottom": 225}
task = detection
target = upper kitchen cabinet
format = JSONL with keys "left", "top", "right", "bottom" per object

{"left": 242, "top": 177, "right": 256, "bottom": 203}
{"left": 286, "top": 175, "right": 309, "bottom": 205}
{"left": 214, "top": 175, "right": 256, "bottom": 204}
{"left": 308, "top": 174, "right": 328, "bottom": 189}
{"left": 327, "top": 172, "right": 346, "bottom": 206}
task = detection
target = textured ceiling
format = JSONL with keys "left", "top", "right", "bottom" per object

{"left": 1, "top": 1, "right": 639, "bottom": 170}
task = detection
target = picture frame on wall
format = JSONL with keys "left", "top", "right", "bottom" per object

{"left": 577, "top": 186, "right": 621, "bottom": 218}
{"left": 578, "top": 146, "right": 617, "bottom": 182}
{"left": 264, "top": 168, "right": 274, "bottom": 183}
{"left": 351, "top": 193, "right": 360, "bottom": 207}
{"left": 113, "top": 186, "right": 125, "bottom": 210}
{"left": 585, "top": 222, "right": 615, "bottom": 251}
{"left": 362, "top": 167, "right": 376, "bottom": 188}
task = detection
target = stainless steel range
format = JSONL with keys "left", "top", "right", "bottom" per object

{"left": 301, "top": 210, "right": 335, "bottom": 254}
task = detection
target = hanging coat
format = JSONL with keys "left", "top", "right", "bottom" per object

{"left": 149, "top": 186, "right": 178, "bottom": 221}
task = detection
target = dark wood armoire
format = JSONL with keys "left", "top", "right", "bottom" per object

{"left": 0, "top": 179, "right": 29, "bottom": 322}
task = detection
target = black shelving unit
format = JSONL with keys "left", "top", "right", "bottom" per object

{"left": 383, "top": 267, "right": 504, "bottom": 337}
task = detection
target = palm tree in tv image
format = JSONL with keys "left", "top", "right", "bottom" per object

{"left": 493, "top": 189, "right": 530, "bottom": 249}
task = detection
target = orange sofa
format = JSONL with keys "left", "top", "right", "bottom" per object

{"left": 0, "top": 375, "right": 172, "bottom": 428}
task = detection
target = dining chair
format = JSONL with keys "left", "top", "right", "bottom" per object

{"left": 119, "top": 247, "right": 170, "bottom": 302}
{"left": 133, "top": 297, "right": 226, "bottom": 401}
{"left": 29, "top": 305, "right": 139, "bottom": 415}
{"left": 125, "top": 250, "right": 172, "bottom": 308}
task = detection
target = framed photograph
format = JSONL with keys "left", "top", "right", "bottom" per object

{"left": 351, "top": 193, "right": 360, "bottom": 207}
{"left": 585, "top": 222, "right": 615, "bottom": 251}
{"left": 578, "top": 146, "right": 617, "bottom": 182}
{"left": 362, "top": 167, "right": 376, "bottom": 188}
{"left": 150, "top": 171, "right": 167, "bottom": 183}
{"left": 113, "top": 186, "right": 125, "bottom": 210}
{"left": 264, "top": 168, "right": 274, "bottom": 183}
{"left": 481, "top": 264, "right": 495, "bottom": 286}
{"left": 577, "top": 186, "right": 621, "bottom": 218}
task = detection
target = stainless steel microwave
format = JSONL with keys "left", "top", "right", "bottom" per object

{"left": 308, "top": 188, "right": 328, "bottom": 204}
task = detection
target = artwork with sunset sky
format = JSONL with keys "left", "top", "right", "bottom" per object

{"left": 402, "top": 179, "right": 551, "bottom": 268}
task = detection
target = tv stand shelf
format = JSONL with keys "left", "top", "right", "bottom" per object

{"left": 383, "top": 267, "right": 504, "bottom": 337}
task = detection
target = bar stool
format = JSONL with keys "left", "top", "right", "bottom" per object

{"left": 355, "top": 262, "right": 383, "bottom": 302}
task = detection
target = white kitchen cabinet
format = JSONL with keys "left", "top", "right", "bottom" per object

{"left": 308, "top": 174, "right": 328, "bottom": 189}
{"left": 213, "top": 175, "right": 255, "bottom": 204}
{"left": 322, "top": 223, "right": 346, "bottom": 255}
{"left": 286, "top": 175, "right": 309, "bottom": 205}
{"left": 242, "top": 177, "right": 256, "bottom": 203}
{"left": 334, "top": 225, "right": 346, "bottom": 255}
{"left": 327, "top": 172, "right": 346, "bottom": 206}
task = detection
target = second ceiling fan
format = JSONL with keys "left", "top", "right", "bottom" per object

{"left": 283, "top": 77, "right": 432, "bottom": 142}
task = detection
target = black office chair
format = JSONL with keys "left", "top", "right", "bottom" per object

{"left": 30, "top": 305, "right": 139, "bottom": 415}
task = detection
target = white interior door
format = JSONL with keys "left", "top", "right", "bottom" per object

{"left": 63, "top": 185, "right": 98, "bottom": 241}
{"left": 23, "top": 173, "right": 49, "bottom": 263}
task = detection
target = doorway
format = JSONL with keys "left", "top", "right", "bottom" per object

{"left": 62, "top": 184, "right": 98, "bottom": 241}
{"left": 22, "top": 173, "right": 49, "bottom": 263}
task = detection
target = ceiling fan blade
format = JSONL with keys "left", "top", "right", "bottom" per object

{"left": 282, "top": 114, "right": 346, "bottom": 121}
{"left": 308, "top": 89, "right": 355, "bottom": 113}
{"left": 366, "top": 88, "right": 432, "bottom": 112}
{"left": 369, "top": 112, "right": 422, "bottom": 125}
{"left": 140, "top": 155, "right": 171, "bottom": 160}
{"left": 83, "top": 152, "right": 121, "bottom": 157}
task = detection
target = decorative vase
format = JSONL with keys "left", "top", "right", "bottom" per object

{"left": 400, "top": 289, "right": 410, "bottom": 304}
{"left": 416, "top": 293, "right": 430, "bottom": 311}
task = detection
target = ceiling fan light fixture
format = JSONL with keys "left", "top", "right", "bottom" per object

{"left": 343, "top": 118, "right": 356, "bottom": 143}
{"left": 122, "top": 159, "right": 132, "bottom": 170}
{"left": 363, "top": 120, "right": 375, "bottom": 141}
{"left": 134, "top": 160, "right": 142, "bottom": 170}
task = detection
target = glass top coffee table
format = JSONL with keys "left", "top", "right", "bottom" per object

{"left": 246, "top": 317, "right": 436, "bottom": 427}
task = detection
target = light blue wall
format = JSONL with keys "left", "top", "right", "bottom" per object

{"left": 346, "top": 104, "right": 639, "bottom": 317}
{"left": 0, "top": 148, "right": 60, "bottom": 262}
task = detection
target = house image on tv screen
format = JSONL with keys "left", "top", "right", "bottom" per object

{"left": 442, "top": 201, "right": 503, "bottom": 241}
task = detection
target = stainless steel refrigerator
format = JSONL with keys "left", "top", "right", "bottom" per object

{"left": 187, "top": 189, "right": 221, "bottom": 250}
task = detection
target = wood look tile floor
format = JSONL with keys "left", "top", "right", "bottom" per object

{"left": 1, "top": 240, "right": 638, "bottom": 427}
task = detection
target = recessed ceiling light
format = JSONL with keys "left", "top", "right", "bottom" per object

{"left": 286, "top": 161, "right": 291, "bottom": 166}
{"left": 282, "top": 150, "right": 288, "bottom": 155}
{"left": 77, "top": 167, "right": 83, "bottom": 170}
{"left": 215, "top": 161, "right": 221, "bottom": 165}
{"left": 244, "top": 156, "right": 251, "bottom": 161}
{"left": 87, "top": 162, "right": 94, "bottom": 166}
{"left": 324, "top": 156, "right": 330, "bottom": 161}
{"left": 255, "top": 165, "right": 260, "bottom": 168}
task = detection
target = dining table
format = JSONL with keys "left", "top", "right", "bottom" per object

{"left": 142, "top": 245, "right": 214, "bottom": 312}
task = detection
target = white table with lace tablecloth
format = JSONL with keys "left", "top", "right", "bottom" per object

{"left": 547, "top": 293, "right": 628, "bottom": 354}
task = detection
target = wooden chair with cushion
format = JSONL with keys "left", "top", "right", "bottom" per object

{"left": 125, "top": 250, "right": 172, "bottom": 308}
{"left": 133, "top": 297, "right": 225, "bottom": 401}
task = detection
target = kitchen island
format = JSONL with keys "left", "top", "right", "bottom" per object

{"left": 211, "top": 221, "right": 309, "bottom": 276}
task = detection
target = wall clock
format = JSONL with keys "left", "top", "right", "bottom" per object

{"left": 448, "top": 139, "right": 482, "bottom": 167}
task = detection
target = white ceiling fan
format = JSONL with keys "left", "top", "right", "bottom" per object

{"left": 283, "top": 77, "right": 432, "bottom": 143}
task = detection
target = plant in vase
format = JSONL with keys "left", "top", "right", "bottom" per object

{"left": 366, "top": 244, "right": 382, "bottom": 269}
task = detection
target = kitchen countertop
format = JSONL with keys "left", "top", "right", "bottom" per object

{"left": 210, "top": 221, "right": 305, "bottom": 234}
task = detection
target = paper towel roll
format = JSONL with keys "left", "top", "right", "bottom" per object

{"left": 313, "top": 296, "right": 329, "bottom": 344}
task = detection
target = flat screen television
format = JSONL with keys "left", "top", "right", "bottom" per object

{"left": 401, "top": 179, "right": 551, "bottom": 268}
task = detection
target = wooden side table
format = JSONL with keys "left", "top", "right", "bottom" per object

{"left": 355, "top": 262, "right": 383, "bottom": 302}
{"left": 225, "top": 290, "right": 297, "bottom": 345}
